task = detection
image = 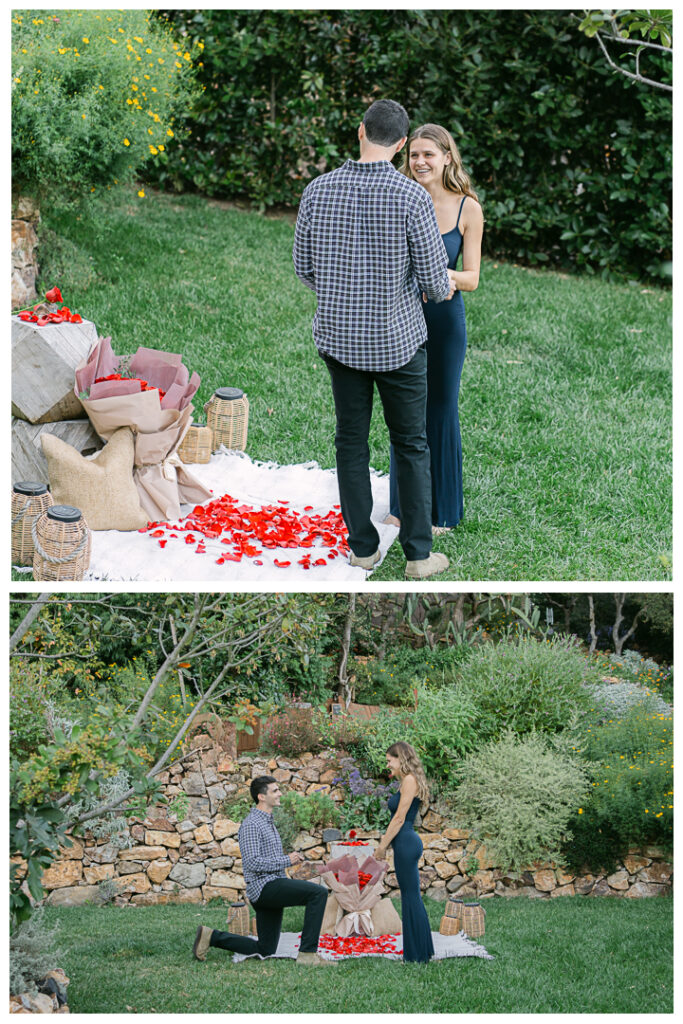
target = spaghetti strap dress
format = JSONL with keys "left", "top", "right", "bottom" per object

{"left": 386, "top": 791, "right": 434, "bottom": 963}
{"left": 390, "top": 194, "right": 468, "bottom": 528}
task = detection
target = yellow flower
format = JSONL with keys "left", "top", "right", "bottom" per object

{"left": 123, "top": 138, "right": 130, "bottom": 146}
{"left": 166, "top": 128, "right": 174, "bottom": 137}
{"left": 578, "top": 808, "right": 583, "bottom": 814}
{"left": 149, "top": 145, "right": 158, "bottom": 155}
{"left": 82, "top": 37, "right": 89, "bottom": 44}
{"left": 137, "top": 190, "right": 145, "bottom": 198}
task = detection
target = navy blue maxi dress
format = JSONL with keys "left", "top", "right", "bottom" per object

{"left": 390, "top": 195, "right": 468, "bottom": 528}
{"left": 387, "top": 791, "right": 434, "bottom": 963}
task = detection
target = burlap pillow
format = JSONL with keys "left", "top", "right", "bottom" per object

{"left": 41, "top": 427, "right": 147, "bottom": 531}
{"left": 370, "top": 897, "right": 402, "bottom": 935}
{"left": 320, "top": 892, "right": 343, "bottom": 936}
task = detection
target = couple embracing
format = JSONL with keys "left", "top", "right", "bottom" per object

{"left": 193, "top": 742, "right": 434, "bottom": 964}
{"left": 293, "top": 99, "right": 483, "bottom": 580}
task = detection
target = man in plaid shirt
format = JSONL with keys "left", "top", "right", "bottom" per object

{"left": 293, "top": 99, "right": 455, "bottom": 579}
{"left": 193, "top": 776, "right": 330, "bottom": 966}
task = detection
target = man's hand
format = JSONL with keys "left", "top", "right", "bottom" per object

{"left": 446, "top": 270, "right": 458, "bottom": 300}
{"left": 289, "top": 851, "right": 304, "bottom": 865}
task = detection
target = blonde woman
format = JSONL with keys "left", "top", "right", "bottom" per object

{"left": 388, "top": 124, "right": 484, "bottom": 533}
{"left": 375, "top": 741, "right": 433, "bottom": 963}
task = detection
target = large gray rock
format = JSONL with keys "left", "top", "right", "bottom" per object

{"left": 46, "top": 884, "right": 100, "bottom": 907}
{"left": 182, "top": 773, "right": 207, "bottom": 796}
{"left": 169, "top": 862, "right": 206, "bottom": 888}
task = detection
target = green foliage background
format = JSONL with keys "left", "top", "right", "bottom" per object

{"left": 152, "top": 9, "right": 671, "bottom": 280}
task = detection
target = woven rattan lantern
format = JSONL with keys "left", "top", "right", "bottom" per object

{"left": 32, "top": 504, "right": 92, "bottom": 581}
{"left": 205, "top": 387, "right": 249, "bottom": 452}
{"left": 460, "top": 901, "right": 486, "bottom": 938}
{"left": 178, "top": 422, "right": 212, "bottom": 464}
{"left": 439, "top": 897, "right": 463, "bottom": 936}
{"left": 226, "top": 900, "right": 251, "bottom": 936}
{"left": 12, "top": 481, "right": 53, "bottom": 566}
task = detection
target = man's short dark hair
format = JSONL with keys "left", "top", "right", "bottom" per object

{"left": 250, "top": 775, "right": 277, "bottom": 804}
{"left": 363, "top": 99, "right": 410, "bottom": 146}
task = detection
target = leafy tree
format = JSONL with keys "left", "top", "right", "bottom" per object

{"left": 9, "top": 592, "right": 319, "bottom": 929}
{"left": 577, "top": 9, "right": 672, "bottom": 91}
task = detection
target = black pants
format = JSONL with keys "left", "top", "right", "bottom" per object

{"left": 323, "top": 346, "right": 432, "bottom": 562}
{"left": 209, "top": 878, "right": 327, "bottom": 956}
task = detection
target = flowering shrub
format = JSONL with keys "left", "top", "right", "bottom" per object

{"left": 11, "top": 9, "right": 200, "bottom": 200}
{"left": 262, "top": 707, "right": 323, "bottom": 757}
{"left": 333, "top": 758, "right": 399, "bottom": 831}
{"left": 562, "top": 705, "right": 673, "bottom": 872}
{"left": 453, "top": 731, "right": 591, "bottom": 872}
{"left": 598, "top": 650, "right": 673, "bottom": 702}
{"left": 310, "top": 708, "right": 367, "bottom": 751}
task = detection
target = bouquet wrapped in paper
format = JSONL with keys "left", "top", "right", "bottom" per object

{"left": 75, "top": 336, "right": 212, "bottom": 521}
{"left": 317, "top": 853, "right": 389, "bottom": 937}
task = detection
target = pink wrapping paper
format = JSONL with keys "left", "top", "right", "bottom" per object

{"left": 74, "top": 336, "right": 211, "bottom": 521}
{"left": 318, "top": 853, "right": 388, "bottom": 936}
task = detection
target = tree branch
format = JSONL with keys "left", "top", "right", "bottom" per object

{"left": 593, "top": 27, "right": 672, "bottom": 91}
{"left": 9, "top": 593, "right": 53, "bottom": 652}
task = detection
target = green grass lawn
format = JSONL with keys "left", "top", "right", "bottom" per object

{"left": 36, "top": 187, "right": 672, "bottom": 581}
{"left": 45, "top": 894, "right": 672, "bottom": 1013}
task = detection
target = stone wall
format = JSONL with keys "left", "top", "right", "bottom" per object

{"left": 32, "top": 733, "right": 673, "bottom": 908}
{"left": 12, "top": 197, "right": 40, "bottom": 309}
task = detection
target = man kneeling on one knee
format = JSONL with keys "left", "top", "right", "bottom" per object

{"left": 193, "top": 776, "right": 331, "bottom": 965}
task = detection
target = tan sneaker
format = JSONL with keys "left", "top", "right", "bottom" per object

{"left": 297, "top": 951, "right": 334, "bottom": 965}
{"left": 405, "top": 551, "right": 449, "bottom": 580}
{"left": 193, "top": 925, "right": 213, "bottom": 961}
{"left": 349, "top": 549, "right": 380, "bottom": 570}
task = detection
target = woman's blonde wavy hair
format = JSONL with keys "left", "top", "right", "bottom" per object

{"left": 401, "top": 123, "right": 479, "bottom": 203}
{"left": 386, "top": 741, "right": 430, "bottom": 808}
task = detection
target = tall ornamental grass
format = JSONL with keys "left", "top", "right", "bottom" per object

{"left": 11, "top": 9, "right": 200, "bottom": 201}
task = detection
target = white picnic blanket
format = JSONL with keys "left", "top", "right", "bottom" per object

{"left": 78, "top": 449, "right": 398, "bottom": 582}
{"left": 233, "top": 930, "right": 494, "bottom": 962}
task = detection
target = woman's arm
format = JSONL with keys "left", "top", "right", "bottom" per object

{"left": 375, "top": 774, "right": 418, "bottom": 859}
{"left": 451, "top": 198, "right": 484, "bottom": 292}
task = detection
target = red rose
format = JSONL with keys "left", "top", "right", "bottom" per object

{"left": 45, "top": 286, "right": 63, "bottom": 304}
{"left": 349, "top": 829, "right": 357, "bottom": 839}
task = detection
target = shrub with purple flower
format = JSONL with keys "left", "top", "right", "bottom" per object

{"left": 333, "top": 757, "right": 399, "bottom": 831}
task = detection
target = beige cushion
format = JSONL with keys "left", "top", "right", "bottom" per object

{"left": 370, "top": 897, "right": 402, "bottom": 935}
{"left": 320, "top": 892, "right": 344, "bottom": 936}
{"left": 41, "top": 427, "right": 147, "bottom": 531}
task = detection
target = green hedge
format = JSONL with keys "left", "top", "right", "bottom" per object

{"left": 152, "top": 9, "right": 671, "bottom": 281}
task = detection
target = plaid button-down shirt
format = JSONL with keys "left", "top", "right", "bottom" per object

{"left": 238, "top": 807, "right": 291, "bottom": 903}
{"left": 293, "top": 159, "right": 451, "bottom": 372}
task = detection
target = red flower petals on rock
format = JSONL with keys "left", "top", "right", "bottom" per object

{"left": 139, "top": 492, "right": 349, "bottom": 570}
{"left": 16, "top": 285, "right": 83, "bottom": 326}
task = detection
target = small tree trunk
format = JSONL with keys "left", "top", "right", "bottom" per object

{"left": 169, "top": 615, "right": 186, "bottom": 707}
{"left": 588, "top": 595, "right": 598, "bottom": 654}
{"left": 612, "top": 593, "right": 648, "bottom": 657}
{"left": 338, "top": 593, "right": 356, "bottom": 709}
{"left": 9, "top": 593, "right": 52, "bottom": 652}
